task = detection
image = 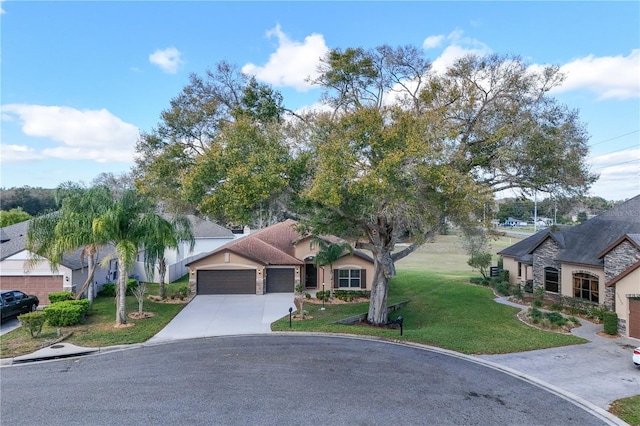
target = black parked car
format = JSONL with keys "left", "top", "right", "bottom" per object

{"left": 0, "top": 290, "right": 39, "bottom": 321}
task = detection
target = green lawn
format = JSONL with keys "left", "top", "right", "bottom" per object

{"left": 609, "top": 395, "right": 640, "bottom": 426}
{"left": 273, "top": 269, "right": 585, "bottom": 354}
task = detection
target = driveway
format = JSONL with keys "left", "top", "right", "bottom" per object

{"left": 148, "top": 294, "right": 295, "bottom": 343}
{"left": 0, "top": 318, "right": 20, "bottom": 336}
{"left": 478, "top": 298, "right": 640, "bottom": 410}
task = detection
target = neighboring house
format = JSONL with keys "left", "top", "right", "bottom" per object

{"left": 187, "top": 219, "right": 374, "bottom": 295}
{"left": 132, "top": 215, "right": 235, "bottom": 284}
{"left": 0, "top": 221, "right": 115, "bottom": 305}
{"left": 498, "top": 195, "right": 640, "bottom": 339}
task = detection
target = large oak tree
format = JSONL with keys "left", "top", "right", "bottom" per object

{"left": 134, "top": 45, "right": 596, "bottom": 324}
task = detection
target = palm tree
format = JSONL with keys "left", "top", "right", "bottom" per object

{"left": 27, "top": 185, "right": 112, "bottom": 304}
{"left": 313, "top": 238, "right": 353, "bottom": 290}
{"left": 143, "top": 215, "right": 195, "bottom": 299}
{"left": 92, "top": 190, "right": 194, "bottom": 325}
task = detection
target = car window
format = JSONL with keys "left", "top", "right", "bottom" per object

{"left": 13, "top": 291, "right": 25, "bottom": 300}
{"left": 2, "top": 293, "right": 15, "bottom": 303}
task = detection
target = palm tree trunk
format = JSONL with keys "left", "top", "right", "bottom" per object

{"left": 74, "top": 250, "right": 97, "bottom": 301}
{"left": 116, "top": 261, "right": 127, "bottom": 325}
{"left": 158, "top": 258, "right": 167, "bottom": 298}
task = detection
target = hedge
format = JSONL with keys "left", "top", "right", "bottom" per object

{"left": 48, "top": 291, "right": 74, "bottom": 304}
{"left": 44, "top": 299, "right": 90, "bottom": 327}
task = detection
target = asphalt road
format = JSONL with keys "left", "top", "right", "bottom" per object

{"left": 0, "top": 335, "right": 614, "bottom": 425}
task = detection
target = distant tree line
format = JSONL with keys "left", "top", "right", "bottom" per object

{"left": 1, "top": 172, "right": 134, "bottom": 227}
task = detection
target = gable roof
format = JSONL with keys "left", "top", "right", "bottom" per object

{"left": 0, "top": 220, "right": 115, "bottom": 270}
{"left": 596, "top": 233, "right": 640, "bottom": 259}
{"left": 162, "top": 214, "right": 234, "bottom": 239}
{"left": 192, "top": 219, "right": 373, "bottom": 266}
{"left": 498, "top": 195, "right": 640, "bottom": 267}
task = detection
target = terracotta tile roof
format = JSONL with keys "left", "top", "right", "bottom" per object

{"left": 194, "top": 219, "right": 374, "bottom": 266}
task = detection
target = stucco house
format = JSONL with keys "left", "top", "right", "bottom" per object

{"left": 0, "top": 221, "right": 115, "bottom": 305}
{"left": 498, "top": 195, "right": 640, "bottom": 339}
{"left": 132, "top": 215, "right": 235, "bottom": 284}
{"left": 187, "top": 219, "right": 374, "bottom": 295}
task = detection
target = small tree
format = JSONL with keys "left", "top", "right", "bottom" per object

{"left": 132, "top": 282, "right": 147, "bottom": 314}
{"left": 461, "top": 229, "right": 492, "bottom": 278}
{"left": 294, "top": 284, "right": 305, "bottom": 319}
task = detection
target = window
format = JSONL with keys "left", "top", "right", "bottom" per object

{"left": 517, "top": 262, "right": 522, "bottom": 278}
{"left": 573, "top": 273, "right": 599, "bottom": 303}
{"left": 338, "top": 269, "right": 361, "bottom": 288}
{"left": 544, "top": 267, "right": 559, "bottom": 293}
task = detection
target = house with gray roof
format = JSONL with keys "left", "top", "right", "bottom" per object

{"left": 131, "top": 215, "right": 235, "bottom": 283}
{"left": 0, "top": 220, "right": 115, "bottom": 305}
{"left": 498, "top": 195, "right": 640, "bottom": 339}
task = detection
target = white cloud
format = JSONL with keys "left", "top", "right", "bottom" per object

{"left": 0, "top": 144, "right": 42, "bottom": 162}
{"left": 1, "top": 104, "right": 139, "bottom": 163}
{"left": 553, "top": 50, "right": 640, "bottom": 100}
{"left": 242, "top": 24, "right": 329, "bottom": 92}
{"left": 422, "top": 35, "right": 445, "bottom": 50}
{"left": 149, "top": 47, "right": 183, "bottom": 74}
{"left": 588, "top": 148, "right": 640, "bottom": 200}
{"left": 429, "top": 30, "right": 491, "bottom": 74}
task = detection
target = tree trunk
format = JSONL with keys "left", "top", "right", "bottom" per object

{"left": 116, "top": 260, "right": 127, "bottom": 325}
{"left": 74, "top": 249, "right": 97, "bottom": 301}
{"left": 158, "top": 258, "right": 167, "bottom": 298}
{"left": 367, "top": 247, "right": 395, "bottom": 324}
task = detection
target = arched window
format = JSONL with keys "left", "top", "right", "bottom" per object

{"left": 573, "top": 272, "right": 599, "bottom": 303}
{"left": 544, "top": 267, "right": 559, "bottom": 293}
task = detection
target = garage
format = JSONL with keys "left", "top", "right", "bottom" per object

{"left": 0, "top": 275, "right": 63, "bottom": 305}
{"left": 266, "top": 268, "right": 295, "bottom": 293}
{"left": 197, "top": 270, "right": 256, "bottom": 295}
{"left": 629, "top": 298, "right": 640, "bottom": 339}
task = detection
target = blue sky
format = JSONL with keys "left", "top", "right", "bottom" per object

{"left": 1, "top": 1, "right": 638, "bottom": 201}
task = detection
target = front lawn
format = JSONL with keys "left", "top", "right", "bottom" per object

{"left": 273, "top": 270, "right": 586, "bottom": 354}
{"left": 0, "top": 281, "right": 189, "bottom": 358}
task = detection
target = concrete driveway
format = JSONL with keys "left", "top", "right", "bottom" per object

{"left": 148, "top": 294, "right": 295, "bottom": 343}
{"left": 478, "top": 298, "right": 640, "bottom": 410}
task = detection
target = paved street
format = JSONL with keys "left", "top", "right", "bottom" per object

{"left": 0, "top": 335, "right": 620, "bottom": 425}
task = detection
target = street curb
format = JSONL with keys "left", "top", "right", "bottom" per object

{"left": 0, "top": 332, "right": 630, "bottom": 425}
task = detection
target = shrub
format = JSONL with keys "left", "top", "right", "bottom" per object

{"left": 511, "top": 284, "right": 523, "bottom": 301}
{"left": 304, "top": 292, "right": 311, "bottom": 299}
{"left": 603, "top": 311, "right": 618, "bottom": 335}
{"left": 44, "top": 300, "right": 90, "bottom": 326}
{"left": 18, "top": 311, "right": 45, "bottom": 337}
{"left": 549, "top": 303, "right": 562, "bottom": 312}
{"left": 334, "top": 290, "right": 368, "bottom": 301}
{"left": 498, "top": 269, "right": 509, "bottom": 283}
{"left": 493, "top": 282, "right": 510, "bottom": 296}
{"left": 469, "top": 277, "right": 484, "bottom": 284}
{"left": 98, "top": 279, "right": 139, "bottom": 298}
{"left": 169, "top": 286, "right": 190, "bottom": 300}
{"left": 48, "top": 291, "right": 74, "bottom": 304}
{"left": 316, "top": 290, "right": 329, "bottom": 302}
{"left": 532, "top": 299, "right": 543, "bottom": 308}
{"left": 98, "top": 283, "right": 116, "bottom": 297}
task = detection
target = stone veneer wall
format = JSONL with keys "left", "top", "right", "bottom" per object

{"left": 603, "top": 240, "right": 640, "bottom": 312}
{"left": 604, "top": 240, "right": 640, "bottom": 282}
{"left": 532, "top": 239, "right": 561, "bottom": 290}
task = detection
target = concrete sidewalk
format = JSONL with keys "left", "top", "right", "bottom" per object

{"left": 147, "top": 293, "right": 295, "bottom": 343}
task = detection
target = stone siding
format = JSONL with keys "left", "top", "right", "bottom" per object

{"left": 604, "top": 240, "right": 640, "bottom": 282}
{"left": 532, "top": 239, "right": 561, "bottom": 291}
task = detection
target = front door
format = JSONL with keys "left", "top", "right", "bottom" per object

{"left": 305, "top": 263, "right": 318, "bottom": 289}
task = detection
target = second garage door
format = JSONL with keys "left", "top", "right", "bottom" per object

{"left": 629, "top": 298, "right": 640, "bottom": 339}
{"left": 266, "top": 268, "right": 294, "bottom": 293}
{"left": 197, "top": 270, "right": 256, "bottom": 295}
